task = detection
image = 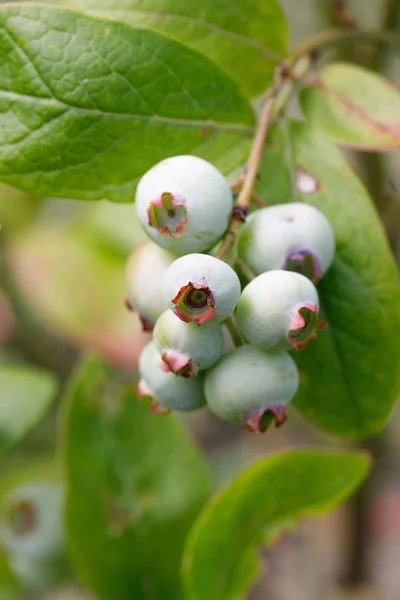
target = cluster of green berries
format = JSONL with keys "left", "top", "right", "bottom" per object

{"left": 125, "top": 155, "right": 335, "bottom": 433}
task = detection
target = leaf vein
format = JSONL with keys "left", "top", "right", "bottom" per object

{"left": 0, "top": 89, "right": 253, "bottom": 132}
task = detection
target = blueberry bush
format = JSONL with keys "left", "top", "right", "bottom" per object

{"left": 0, "top": 1, "right": 400, "bottom": 599}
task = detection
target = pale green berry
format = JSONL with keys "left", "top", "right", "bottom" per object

{"left": 0, "top": 482, "right": 65, "bottom": 589}
{"left": 236, "top": 270, "right": 326, "bottom": 352}
{"left": 125, "top": 241, "right": 176, "bottom": 330}
{"left": 204, "top": 345, "right": 299, "bottom": 432}
{"left": 138, "top": 342, "right": 206, "bottom": 412}
{"left": 135, "top": 155, "right": 233, "bottom": 255}
{"left": 238, "top": 203, "right": 335, "bottom": 283}
{"left": 153, "top": 309, "right": 224, "bottom": 377}
{"left": 163, "top": 253, "right": 241, "bottom": 325}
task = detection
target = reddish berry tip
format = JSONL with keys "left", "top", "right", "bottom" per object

{"left": 8, "top": 500, "right": 37, "bottom": 536}
{"left": 288, "top": 303, "right": 326, "bottom": 350}
{"left": 284, "top": 250, "right": 322, "bottom": 284}
{"left": 147, "top": 192, "right": 187, "bottom": 238}
{"left": 139, "top": 315, "right": 154, "bottom": 333}
{"left": 244, "top": 405, "right": 288, "bottom": 433}
{"left": 149, "top": 400, "right": 170, "bottom": 415}
{"left": 160, "top": 350, "right": 197, "bottom": 378}
{"left": 125, "top": 298, "right": 135, "bottom": 312}
{"left": 172, "top": 279, "right": 216, "bottom": 325}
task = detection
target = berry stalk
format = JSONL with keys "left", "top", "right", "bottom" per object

{"left": 216, "top": 58, "right": 311, "bottom": 262}
{"left": 216, "top": 89, "right": 275, "bottom": 260}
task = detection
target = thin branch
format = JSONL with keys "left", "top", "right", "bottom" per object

{"left": 224, "top": 317, "right": 244, "bottom": 347}
{"left": 216, "top": 24, "right": 400, "bottom": 263}
{"left": 287, "top": 28, "right": 400, "bottom": 67}
{"left": 236, "top": 259, "right": 256, "bottom": 281}
{"left": 216, "top": 89, "right": 276, "bottom": 260}
{"left": 229, "top": 173, "right": 245, "bottom": 190}
{"left": 235, "top": 95, "right": 274, "bottom": 212}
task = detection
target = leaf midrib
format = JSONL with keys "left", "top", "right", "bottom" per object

{"left": 312, "top": 79, "right": 400, "bottom": 144}
{"left": 0, "top": 89, "right": 254, "bottom": 132}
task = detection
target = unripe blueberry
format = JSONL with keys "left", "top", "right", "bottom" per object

{"left": 238, "top": 203, "right": 335, "bottom": 283}
{"left": 163, "top": 253, "right": 241, "bottom": 325}
{"left": 1, "top": 482, "right": 65, "bottom": 589}
{"left": 138, "top": 341, "right": 206, "bottom": 412}
{"left": 135, "top": 155, "right": 233, "bottom": 255}
{"left": 204, "top": 345, "right": 299, "bottom": 433}
{"left": 236, "top": 270, "right": 326, "bottom": 351}
{"left": 153, "top": 309, "right": 224, "bottom": 377}
{"left": 125, "top": 241, "right": 176, "bottom": 331}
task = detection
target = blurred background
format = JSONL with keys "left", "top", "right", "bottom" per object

{"left": 0, "top": 1, "right": 400, "bottom": 599}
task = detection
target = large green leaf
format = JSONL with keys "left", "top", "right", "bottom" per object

{"left": 301, "top": 63, "right": 400, "bottom": 150}
{"left": 183, "top": 450, "right": 369, "bottom": 600}
{"left": 74, "top": 0, "right": 287, "bottom": 98}
{"left": 64, "top": 357, "right": 211, "bottom": 600}
{"left": 0, "top": 4, "right": 253, "bottom": 202}
{"left": 0, "top": 365, "right": 58, "bottom": 458}
{"left": 256, "top": 122, "right": 400, "bottom": 438}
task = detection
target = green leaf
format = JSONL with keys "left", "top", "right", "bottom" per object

{"left": 64, "top": 356, "right": 211, "bottom": 600}
{"left": 301, "top": 62, "right": 400, "bottom": 150}
{"left": 0, "top": 365, "right": 58, "bottom": 458}
{"left": 74, "top": 0, "right": 287, "bottom": 98}
{"left": 257, "top": 122, "right": 400, "bottom": 438}
{"left": 0, "top": 4, "right": 253, "bottom": 202}
{"left": 183, "top": 450, "right": 370, "bottom": 600}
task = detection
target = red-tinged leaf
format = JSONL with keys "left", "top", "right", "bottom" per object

{"left": 301, "top": 62, "right": 400, "bottom": 151}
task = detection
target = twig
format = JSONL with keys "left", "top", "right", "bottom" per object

{"left": 216, "top": 83, "right": 277, "bottom": 260}
{"left": 217, "top": 25, "right": 400, "bottom": 263}
{"left": 287, "top": 28, "right": 400, "bottom": 67}
{"left": 229, "top": 173, "right": 245, "bottom": 190}
{"left": 224, "top": 317, "right": 244, "bottom": 347}
{"left": 236, "top": 259, "right": 256, "bottom": 281}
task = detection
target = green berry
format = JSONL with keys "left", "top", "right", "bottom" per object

{"left": 153, "top": 309, "right": 224, "bottom": 377}
{"left": 135, "top": 155, "right": 233, "bottom": 255}
{"left": 204, "top": 345, "right": 299, "bottom": 432}
{"left": 125, "top": 241, "right": 176, "bottom": 330}
{"left": 238, "top": 203, "right": 335, "bottom": 283}
{"left": 138, "top": 341, "right": 206, "bottom": 412}
{"left": 1, "top": 482, "right": 65, "bottom": 589}
{"left": 163, "top": 253, "right": 241, "bottom": 325}
{"left": 236, "top": 270, "right": 326, "bottom": 352}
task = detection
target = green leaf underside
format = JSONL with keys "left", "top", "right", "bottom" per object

{"left": 0, "top": 4, "right": 254, "bottom": 202}
{"left": 0, "top": 364, "right": 57, "bottom": 458}
{"left": 74, "top": 0, "right": 288, "bottom": 98}
{"left": 183, "top": 450, "right": 369, "bottom": 600}
{"left": 301, "top": 62, "right": 400, "bottom": 150}
{"left": 257, "top": 121, "right": 400, "bottom": 438}
{"left": 63, "top": 357, "right": 211, "bottom": 600}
